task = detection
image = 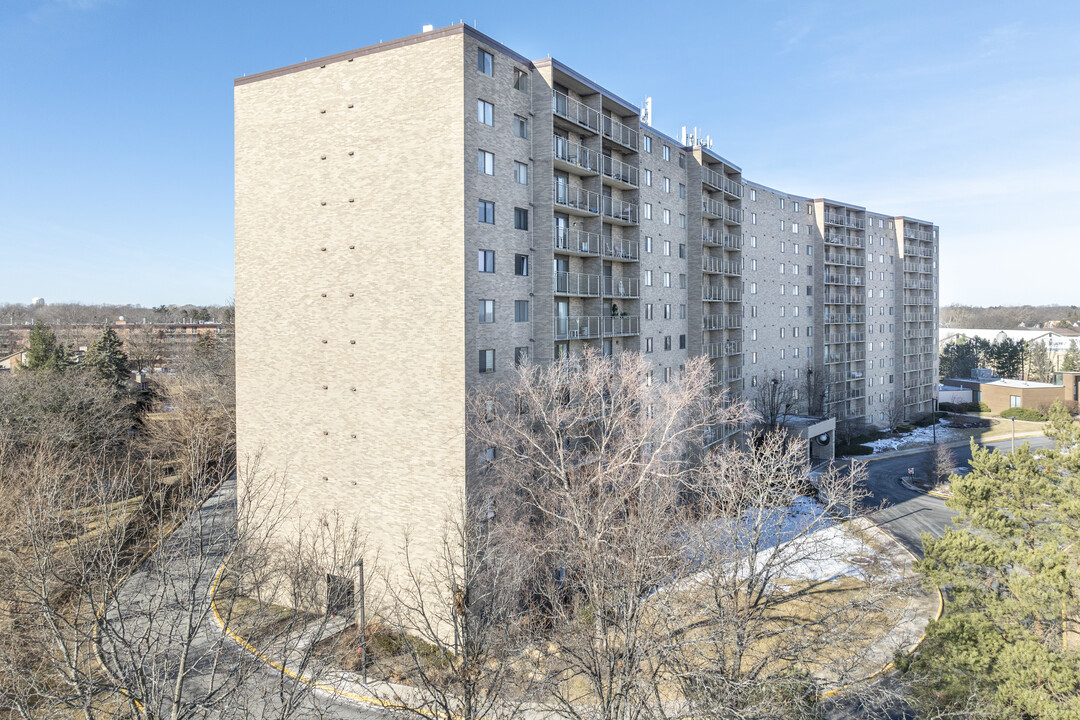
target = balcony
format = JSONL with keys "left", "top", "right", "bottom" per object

{"left": 702, "top": 195, "right": 723, "bottom": 219}
{"left": 703, "top": 314, "right": 742, "bottom": 331}
{"left": 723, "top": 204, "right": 744, "bottom": 225}
{"left": 702, "top": 166, "right": 724, "bottom": 191}
{"left": 552, "top": 137, "right": 599, "bottom": 176}
{"left": 601, "top": 115, "right": 639, "bottom": 151}
{"left": 824, "top": 212, "right": 865, "bottom": 229}
{"left": 904, "top": 244, "right": 933, "bottom": 258}
{"left": 552, "top": 90, "right": 600, "bottom": 133}
{"left": 823, "top": 232, "right": 864, "bottom": 248}
{"left": 824, "top": 313, "right": 866, "bottom": 324}
{"left": 555, "top": 315, "right": 602, "bottom": 340}
{"left": 703, "top": 286, "right": 741, "bottom": 302}
{"left": 602, "top": 196, "right": 639, "bottom": 225}
{"left": 904, "top": 359, "right": 934, "bottom": 372}
{"left": 904, "top": 312, "right": 934, "bottom": 323}
{"left": 723, "top": 176, "right": 744, "bottom": 199}
{"left": 903, "top": 279, "right": 934, "bottom": 290}
{"left": 703, "top": 229, "right": 743, "bottom": 250}
{"left": 554, "top": 181, "right": 600, "bottom": 216}
{"left": 705, "top": 340, "right": 743, "bottom": 359}
{"left": 903, "top": 343, "right": 933, "bottom": 357}
{"left": 600, "top": 154, "right": 638, "bottom": 189}
{"left": 702, "top": 257, "right": 741, "bottom": 276}
{"left": 825, "top": 332, "right": 866, "bottom": 344}
{"left": 724, "top": 366, "right": 743, "bottom": 383}
{"left": 903, "top": 226, "right": 934, "bottom": 242}
{"left": 554, "top": 271, "right": 600, "bottom": 297}
{"left": 603, "top": 275, "right": 639, "bottom": 298}
{"left": 904, "top": 261, "right": 933, "bottom": 274}
{"left": 904, "top": 327, "right": 934, "bottom": 340}
{"left": 823, "top": 292, "right": 865, "bottom": 305}
{"left": 904, "top": 294, "right": 935, "bottom": 306}
{"left": 602, "top": 236, "right": 639, "bottom": 261}
{"left": 554, "top": 227, "right": 601, "bottom": 257}
{"left": 604, "top": 315, "right": 640, "bottom": 337}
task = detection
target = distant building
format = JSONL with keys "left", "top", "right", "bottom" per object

{"left": 30, "top": 298, "right": 45, "bottom": 307}
{"left": 939, "top": 327, "right": 1080, "bottom": 370}
{"left": 946, "top": 371, "right": 1080, "bottom": 414}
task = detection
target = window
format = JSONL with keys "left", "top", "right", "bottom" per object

{"left": 514, "top": 161, "right": 528, "bottom": 184}
{"left": 477, "top": 48, "right": 493, "bottom": 75}
{"left": 792, "top": 264, "right": 799, "bottom": 275}
{"left": 793, "top": 201, "right": 799, "bottom": 212}
{"left": 750, "top": 258, "right": 756, "bottom": 271}
{"left": 752, "top": 352, "right": 758, "bottom": 364}
{"left": 780, "top": 263, "right": 785, "bottom": 274}
{"left": 646, "top": 370, "right": 653, "bottom": 385}
{"left": 478, "top": 299, "right": 495, "bottom": 323}
{"left": 793, "top": 285, "right": 799, "bottom": 296}
{"left": 679, "top": 274, "right": 686, "bottom": 289}
{"left": 644, "top": 270, "right": 653, "bottom": 286}
{"left": 513, "top": 114, "right": 527, "bottom": 138}
{"left": 478, "top": 150, "right": 494, "bottom": 175}
{"left": 751, "top": 375, "right": 758, "bottom": 387}
{"left": 477, "top": 99, "right": 493, "bottom": 125}
{"left": 645, "top": 236, "right": 653, "bottom": 253}
{"left": 679, "top": 183, "right": 686, "bottom": 199}
{"left": 514, "top": 300, "right": 529, "bottom": 322}
{"left": 678, "top": 243, "right": 685, "bottom": 258}
{"left": 751, "top": 305, "right": 757, "bottom": 318}
{"left": 664, "top": 336, "right": 672, "bottom": 351}
{"left": 515, "top": 346, "right": 529, "bottom": 366}
{"left": 645, "top": 337, "right": 653, "bottom": 353}
{"left": 513, "top": 67, "right": 528, "bottom": 92}
{"left": 662, "top": 239, "right": 671, "bottom": 256}
{"left": 664, "top": 177, "right": 671, "bottom": 193}
{"left": 663, "top": 272, "right": 671, "bottom": 288}
{"left": 780, "top": 219, "right": 786, "bottom": 231}
{"left": 664, "top": 367, "right": 672, "bottom": 382}
{"left": 806, "top": 245, "right": 813, "bottom": 256}
{"left": 750, "top": 282, "right": 757, "bottom": 294}
{"left": 1010, "top": 395, "right": 1021, "bottom": 408}
{"left": 479, "top": 349, "right": 495, "bottom": 373}
{"left": 663, "top": 145, "right": 671, "bottom": 161}
{"left": 780, "top": 284, "right": 785, "bottom": 295}
{"left": 663, "top": 303, "right": 671, "bottom": 319}
{"left": 780, "top": 198, "right": 785, "bottom": 210}
{"left": 781, "top": 306, "right": 786, "bottom": 317}
{"left": 750, "top": 188, "right": 757, "bottom": 201}
{"left": 663, "top": 209, "right": 671, "bottom": 225}
{"left": 679, "top": 304, "right": 686, "bottom": 319}
{"left": 644, "top": 169, "right": 652, "bottom": 186}
{"left": 794, "top": 243, "right": 799, "bottom": 254}
{"left": 678, "top": 154, "right": 686, "bottom": 168}
{"left": 750, "top": 236, "right": 757, "bottom": 248}
{"left": 478, "top": 200, "right": 495, "bottom": 224}
{"left": 751, "top": 212, "right": 757, "bottom": 225}
{"left": 792, "top": 222, "right": 799, "bottom": 234}
{"left": 514, "top": 254, "right": 529, "bottom": 276}
{"left": 679, "top": 214, "right": 686, "bottom": 228}
{"left": 780, "top": 327, "right": 785, "bottom": 338}
{"left": 478, "top": 249, "right": 494, "bottom": 272}
{"left": 781, "top": 349, "right": 785, "bottom": 360}
{"left": 643, "top": 203, "right": 653, "bottom": 220}
{"left": 679, "top": 334, "right": 686, "bottom": 349}
{"left": 645, "top": 303, "right": 653, "bottom": 320}
{"left": 780, "top": 241, "right": 785, "bottom": 253}
{"left": 514, "top": 207, "right": 529, "bottom": 230}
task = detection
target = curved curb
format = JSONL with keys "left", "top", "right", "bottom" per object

{"left": 208, "top": 558, "right": 427, "bottom": 716}
{"left": 898, "top": 477, "right": 951, "bottom": 499}
{"left": 817, "top": 519, "right": 945, "bottom": 699}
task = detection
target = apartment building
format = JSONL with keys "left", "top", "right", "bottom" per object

{"left": 234, "top": 23, "right": 938, "bottom": 609}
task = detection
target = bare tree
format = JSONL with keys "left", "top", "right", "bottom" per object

{"left": 804, "top": 362, "right": 825, "bottom": 417}
{"left": 930, "top": 443, "right": 956, "bottom": 490}
{"left": 885, "top": 394, "right": 907, "bottom": 431}
{"left": 753, "top": 373, "right": 796, "bottom": 427}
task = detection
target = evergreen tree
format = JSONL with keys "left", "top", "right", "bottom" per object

{"left": 20, "top": 322, "right": 70, "bottom": 372}
{"left": 84, "top": 323, "right": 129, "bottom": 387}
{"left": 986, "top": 337, "right": 1025, "bottom": 378}
{"left": 901, "top": 432, "right": 1080, "bottom": 717}
{"left": 1063, "top": 340, "right": 1080, "bottom": 372}
{"left": 1027, "top": 340, "right": 1054, "bottom": 383}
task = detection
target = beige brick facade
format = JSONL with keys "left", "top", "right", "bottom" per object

{"left": 235, "top": 23, "right": 940, "bottom": 610}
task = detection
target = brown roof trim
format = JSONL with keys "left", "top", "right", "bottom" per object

{"left": 235, "top": 23, "right": 534, "bottom": 87}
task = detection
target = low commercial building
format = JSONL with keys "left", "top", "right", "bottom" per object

{"left": 947, "top": 372, "right": 1080, "bottom": 414}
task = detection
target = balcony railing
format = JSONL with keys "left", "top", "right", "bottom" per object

{"left": 825, "top": 253, "right": 865, "bottom": 267}
{"left": 602, "top": 196, "right": 639, "bottom": 225}
{"left": 604, "top": 315, "right": 640, "bottom": 337}
{"left": 552, "top": 137, "right": 598, "bottom": 173}
{"left": 904, "top": 244, "right": 933, "bottom": 258}
{"left": 904, "top": 313, "right": 934, "bottom": 323}
{"left": 554, "top": 271, "right": 600, "bottom": 297}
{"left": 903, "top": 280, "right": 934, "bottom": 290}
{"left": 702, "top": 195, "right": 723, "bottom": 219}
{"left": 823, "top": 292, "right": 866, "bottom": 305}
{"left": 602, "top": 236, "right": 639, "bottom": 261}
{"left": 554, "top": 181, "right": 600, "bottom": 214}
{"left": 904, "top": 328, "right": 934, "bottom": 339}
{"left": 723, "top": 176, "right": 744, "bottom": 198}
{"left": 824, "top": 212, "right": 865, "bottom": 229}
{"left": 905, "top": 360, "right": 934, "bottom": 372}
{"left": 904, "top": 294, "right": 935, "bottom": 306}
{"left": 554, "top": 227, "right": 601, "bottom": 256}
{"left": 603, "top": 275, "right": 639, "bottom": 298}
{"left": 903, "top": 226, "right": 934, "bottom": 242}
{"left": 824, "top": 232, "right": 864, "bottom": 248}
{"left": 904, "top": 262, "right": 933, "bottom": 274}
{"left": 703, "top": 229, "right": 743, "bottom": 250}
{"left": 825, "top": 332, "right": 866, "bottom": 343}
{"left": 600, "top": 154, "right": 638, "bottom": 187}
{"left": 555, "top": 315, "right": 602, "bottom": 340}
{"left": 724, "top": 204, "right": 744, "bottom": 225}
{"left": 824, "top": 313, "right": 866, "bottom": 324}
{"left": 702, "top": 314, "right": 742, "bottom": 331}
{"left": 703, "top": 286, "right": 741, "bottom": 302}
{"left": 705, "top": 341, "right": 743, "bottom": 359}
{"left": 601, "top": 114, "right": 639, "bottom": 151}
{"left": 702, "top": 166, "right": 724, "bottom": 191}
{"left": 552, "top": 90, "right": 600, "bottom": 133}
{"left": 826, "top": 273, "right": 863, "bottom": 286}
{"left": 702, "top": 257, "right": 742, "bottom": 275}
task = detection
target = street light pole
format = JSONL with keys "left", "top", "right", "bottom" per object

{"left": 1011, "top": 417, "right": 1016, "bottom": 454}
{"left": 932, "top": 397, "right": 938, "bottom": 444}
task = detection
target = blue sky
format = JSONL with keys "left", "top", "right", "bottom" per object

{"left": 1, "top": 0, "right": 1077, "bottom": 307}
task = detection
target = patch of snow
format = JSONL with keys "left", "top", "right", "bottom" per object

{"left": 863, "top": 419, "right": 965, "bottom": 454}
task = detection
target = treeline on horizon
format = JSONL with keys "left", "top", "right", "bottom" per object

{"left": 940, "top": 303, "right": 1079, "bottom": 329}
{"left": 0, "top": 302, "right": 234, "bottom": 326}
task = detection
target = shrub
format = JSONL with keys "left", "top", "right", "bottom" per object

{"left": 939, "top": 402, "right": 960, "bottom": 413}
{"left": 940, "top": 401, "right": 989, "bottom": 413}
{"left": 1000, "top": 407, "right": 1047, "bottom": 422}
{"left": 977, "top": 401, "right": 991, "bottom": 412}
{"left": 837, "top": 443, "right": 874, "bottom": 457}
